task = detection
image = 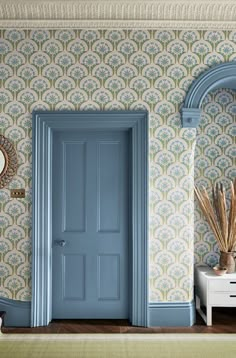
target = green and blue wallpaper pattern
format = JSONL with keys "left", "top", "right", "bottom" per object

{"left": 0, "top": 29, "right": 235, "bottom": 302}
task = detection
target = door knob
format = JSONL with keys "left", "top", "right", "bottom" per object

{"left": 55, "top": 240, "right": 66, "bottom": 247}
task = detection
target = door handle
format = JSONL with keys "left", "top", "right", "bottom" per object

{"left": 55, "top": 240, "right": 66, "bottom": 247}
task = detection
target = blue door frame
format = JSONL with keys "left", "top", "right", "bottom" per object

{"left": 31, "top": 111, "right": 149, "bottom": 327}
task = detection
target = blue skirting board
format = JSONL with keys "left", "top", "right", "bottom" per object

{"left": 149, "top": 301, "right": 196, "bottom": 327}
{"left": 0, "top": 297, "right": 31, "bottom": 327}
{"left": 0, "top": 297, "right": 195, "bottom": 327}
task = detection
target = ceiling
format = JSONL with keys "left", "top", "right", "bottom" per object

{"left": 0, "top": 0, "right": 236, "bottom": 28}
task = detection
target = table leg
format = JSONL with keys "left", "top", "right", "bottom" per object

{"left": 196, "top": 295, "right": 200, "bottom": 310}
{"left": 206, "top": 304, "right": 212, "bottom": 326}
{"left": 195, "top": 294, "right": 208, "bottom": 325}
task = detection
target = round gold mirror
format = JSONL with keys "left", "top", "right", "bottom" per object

{"left": 0, "top": 147, "right": 7, "bottom": 174}
{"left": 0, "top": 135, "right": 18, "bottom": 188}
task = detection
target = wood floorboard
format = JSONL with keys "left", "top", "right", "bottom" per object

{"left": 2, "top": 308, "right": 236, "bottom": 334}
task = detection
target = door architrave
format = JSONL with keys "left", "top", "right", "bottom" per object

{"left": 31, "top": 111, "right": 148, "bottom": 327}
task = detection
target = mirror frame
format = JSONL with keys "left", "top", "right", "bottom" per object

{"left": 0, "top": 135, "right": 18, "bottom": 188}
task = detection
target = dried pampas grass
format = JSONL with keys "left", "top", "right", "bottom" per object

{"left": 195, "top": 179, "right": 236, "bottom": 253}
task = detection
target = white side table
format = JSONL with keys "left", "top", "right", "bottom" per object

{"left": 195, "top": 265, "right": 236, "bottom": 326}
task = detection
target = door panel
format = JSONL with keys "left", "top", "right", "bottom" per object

{"left": 98, "top": 141, "right": 120, "bottom": 232}
{"left": 98, "top": 254, "right": 120, "bottom": 300}
{"left": 52, "top": 130, "right": 129, "bottom": 319}
{"left": 62, "top": 254, "right": 85, "bottom": 300}
{"left": 62, "top": 141, "right": 86, "bottom": 233}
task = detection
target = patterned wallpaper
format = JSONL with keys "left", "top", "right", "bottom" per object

{"left": 0, "top": 29, "right": 236, "bottom": 303}
{"left": 194, "top": 88, "right": 236, "bottom": 266}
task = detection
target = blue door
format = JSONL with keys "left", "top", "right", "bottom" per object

{"left": 52, "top": 130, "right": 129, "bottom": 318}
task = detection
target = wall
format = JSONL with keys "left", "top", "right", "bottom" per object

{"left": 0, "top": 28, "right": 236, "bottom": 303}
{"left": 194, "top": 88, "right": 236, "bottom": 266}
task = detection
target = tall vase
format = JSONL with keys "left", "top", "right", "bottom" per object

{"left": 219, "top": 251, "right": 236, "bottom": 274}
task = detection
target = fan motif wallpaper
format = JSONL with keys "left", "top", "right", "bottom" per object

{"left": 0, "top": 29, "right": 236, "bottom": 302}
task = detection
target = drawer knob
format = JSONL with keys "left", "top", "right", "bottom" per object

{"left": 230, "top": 295, "right": 236, "bottom": 297}
{"left": 230, "top": 282, "right": 236, "bottom": 284}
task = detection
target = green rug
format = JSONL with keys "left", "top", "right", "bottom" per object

{"left": 0, "top": 333, "right": 236, "bottom": 358}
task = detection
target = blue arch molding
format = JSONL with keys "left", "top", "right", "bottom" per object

{"left": 182, "top": 62, "right": 236, "bottom": 128}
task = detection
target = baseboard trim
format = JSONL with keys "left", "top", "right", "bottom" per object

{"left": 0, "top": 297, "right": 195, "bottom": 328}
{"left": 148, "top": 301, "right": 196, "bottom": 327}
{"left": 0, "top": 297, "right": 31, "bottom": 327}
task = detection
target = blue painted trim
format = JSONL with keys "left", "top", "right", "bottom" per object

{"left": 32, "top": 111, "right": 148, "bottom": 327}
{"left": 32, "top": 114, "right": 53, "bottom": 327}
{"left": 182, "top": 62, "right": 236, "bottom": 128}
{"left": 0, "top": 297, "right": 31, "bottom": 327}
{"left": 148, "top": 301, "right": 196, "bottom": 327}
{"left": 181, "top": 108, "right": 201, "bottom": 128}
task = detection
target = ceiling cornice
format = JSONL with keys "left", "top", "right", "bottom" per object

{"left": 1, "top": 0, "right": 236, "bottom": 29}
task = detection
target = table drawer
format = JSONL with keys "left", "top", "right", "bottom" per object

{"left": 209, "top": 279, "right": 236, "bottom": 292}
{"left": 209, "top": 292, "right": 236, "bottom": 305}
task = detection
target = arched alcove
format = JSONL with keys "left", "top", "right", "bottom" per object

{"left": 182, "top": 62, "right": 236, "bottom": 267}
{"left": 194, "top": 88, "right": 236, "bottom": 266}
{"left": 182, "top": 62, "right": 236, "bottom": 128}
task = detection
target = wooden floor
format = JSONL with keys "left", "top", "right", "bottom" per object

{"left": 2, "top": 307, "right": 236, "bottom": 334}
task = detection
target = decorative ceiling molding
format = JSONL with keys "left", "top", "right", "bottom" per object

{"left": 1, "top": 0, "right": 236, "bottom": 29}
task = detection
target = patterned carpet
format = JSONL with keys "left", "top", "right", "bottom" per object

{"left": 0, "top": 333, "right": 236, "bottom": 358}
